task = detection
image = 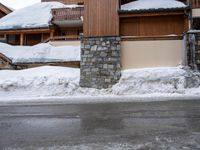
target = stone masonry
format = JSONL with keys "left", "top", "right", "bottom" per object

{"left": 80, "top": 36, "right": 121, "bottom": 89}
{"left": 186, "top": 31, "right": 200, "bottom": 70}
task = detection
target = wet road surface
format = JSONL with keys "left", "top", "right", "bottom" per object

{"left": 0, "top": 100, "right": 200, "bottom": 149}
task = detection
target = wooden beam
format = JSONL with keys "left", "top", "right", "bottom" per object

{"left": 119, "top": 11, "right": 185, "bottom": 18}
{"left": 0, "top": 4, "right": 12, "bottom": 14}
{"left": 50, "top": 29, "right": 55, "bottom": 39}
{"left": 121, "top": 35, "right": 183, "bottom": 41}
{"left": 0, "top": 28, "right": 51, "bottom": 34}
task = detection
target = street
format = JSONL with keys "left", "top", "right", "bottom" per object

{"left": 0, "top": 100, "right": 200, "bottom": 149}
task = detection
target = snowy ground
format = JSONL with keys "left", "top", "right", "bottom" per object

{"left": 0, "top": 66, "right": 200, "bottom": 104}
{"left": 5, "top": 138, "right": 200, "bottom": 150}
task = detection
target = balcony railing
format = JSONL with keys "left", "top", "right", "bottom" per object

{"left": 191, "top": 0, "right": 200, "bottom": 8}
{"left": 51, "top": 7, "right": 84, "bottom": 22}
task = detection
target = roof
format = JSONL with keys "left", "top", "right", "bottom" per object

{"left": 0, "top": 3, "right": 13, "bottom": 15}
{"left": 120, "top": 0, "right": 187, "bottom": 12}
{"left": 0, "top": 2, "right": 79, "bottom": 31}
{"left": 0, "top": 42, "right": 80, "bottom": 63}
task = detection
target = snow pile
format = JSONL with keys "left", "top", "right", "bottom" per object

{"left": 111, "top": 67, "right": 200, "bottom": 95}
{"left": 0, "top": 42, "right": 80, "bottom": 63}
{"left": 0, "top": 66, "right": 80, "bottom": 99}
{"left": 0, "top": 66, "right": 200, "bottom": 100}
{"left": 0, "top": 2, "right": 79, "bottom": 30}
{"left": 121, "top": 0, "right": 186, "bottom": 11}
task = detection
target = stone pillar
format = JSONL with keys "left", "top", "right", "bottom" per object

{"left": 80, "top": 36, "right": 121, "bottom": 89}
{"left": 186, "top": 32, "right": 200, "bottom": 70}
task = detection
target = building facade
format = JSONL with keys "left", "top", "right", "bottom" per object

{"left": 0, "top": 3, "right": 12, "bottom": 43}
{"left": 0, "top": 0, "right": 200, "bottom": 88}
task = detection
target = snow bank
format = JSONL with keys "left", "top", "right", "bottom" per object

{"left": 111, "top": 67, "right": 200, "bottom": 95}
{"left": 121, "top": 0, "right": 186, "bottom": 11}
{"left": 0, "top": 2, "right": 79, "bottom": 30}
{"left": 0, "top": 66, "right": 200, "bottom": 100}
{"left": 0, "top": 66, "right": 80, "bottom": 99}
{"left": 0, "top": 42, "right": 80, "bottom": 63}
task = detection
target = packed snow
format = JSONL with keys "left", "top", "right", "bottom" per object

{"left": 0, "top": 2, "right": 80, "bottom": 30}
{"left": 0, "top": 66, "right": 200, "bottom": 103}
{"left": 0, "top": 42, "right": 80, "bottom": 63}
{"left": 121, "top": 0, "right": 187, "bottom": 11}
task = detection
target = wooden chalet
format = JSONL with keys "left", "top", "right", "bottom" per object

{"left": 0, "top": 3, "right": 12, "bottom": 43}
{"left": 0, "top": 0, "right": 195, "bottom": 46}
{"left": 0, "top": 0, "right": 200, "bottom": 71}
{"left": 0, "top": 0, "right": 84, "bottom": 46}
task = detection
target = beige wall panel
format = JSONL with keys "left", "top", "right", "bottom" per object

{"left": 121, "top": 40, "right": 184, "bottom": 70}
{"left": 49, "top": 41, "right": 80, "bottom": 46}
{"left": 192, "top": 9, "right": 200, "bottom": 17}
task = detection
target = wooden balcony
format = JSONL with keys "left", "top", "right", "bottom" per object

{"left": 191, "top": 0, "right": 200, "bottom": 8}
{"left": 51, "top": 7, "right": 84, "bottom": 28}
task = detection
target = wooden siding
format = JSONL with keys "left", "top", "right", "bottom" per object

{"left": 84, "top": 0, "right": 119, "bottom": 37}
{"left": 0, "top": 10, "right": 6, "bottom": 18}
{"left": 25, "top": 34, "right": 42, "bottom": 46}
{"left": 121, "top": 0, "right": 188, "bottom": 5}
{"left": 0, "top": 53, "right": 14, "bottom": 70}
{"left": 120, "top": 14, "right": 187, "bottom": 37}
{"left": 0, "top": 28, "right": 50, "bottom": 34}
{"left": 191, "top": 0, "right": 200, "bottom": 8}
{"left": 42, "top": 0, "right": 84, "bottom": 5}
{"left": 15, "top": 61, "right": 80, "bottom": 69}
{"left": 121, "top": 35, "right": 183, "bottom": 41}
{"left": 7, "top": 34, "right": 20, "bottom": 45}
{"left": 0, "top": 3, "right": 12, "bottom": 16}
{"left": 193, "top": 18, "right": 200, "bottom": 29}
{"left": 6, "top": 33, "right": 50, "bottom": 46}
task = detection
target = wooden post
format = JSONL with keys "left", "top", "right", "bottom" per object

{"left": 50, "top": 29, "right": 54, "bottom": 40}
{"left": 41, "top": 33, "right": 44, "bottom": 42}
{"left": 20, "top": 33, "right": 24, "bottom": 45}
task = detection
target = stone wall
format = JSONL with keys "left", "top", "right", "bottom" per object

{"left": 186, "top": 32, "right": 200, "bottom": 70}
{"left": 80, "top": 36, "right": 121, "bottom": 89}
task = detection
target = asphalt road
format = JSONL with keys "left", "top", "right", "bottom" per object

{"left": 0, "top": 100, "right": 200, "bottom": 150}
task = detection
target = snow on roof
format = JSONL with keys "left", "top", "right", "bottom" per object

{"left": 0, "top": 42, "right": 80, "bottom": 63}
{"left": 121, "top": 0, "right": 187, "bottom": 11}
{"left": 0, "top": 2, "right": 79, "bottom": 30}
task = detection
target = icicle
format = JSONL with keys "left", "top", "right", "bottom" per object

{"left": 183, "top": 34, "right": 187, "bottom": 66}
{"left": 189, "top": 34, "right": 198, "bottom": 70}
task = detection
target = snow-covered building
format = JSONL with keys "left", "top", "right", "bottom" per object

{"left": 0, "top": 0, "right": 191, "bottom": 48}
{"left": 0, "top": 3, "right": 12, "bottom": 43}
{"left": 80, "top": 0, "right": 200, "bottom": 89}
{"left": 0, "top": 0, "right": 200, "bottom": 88}
{"left": 0, "top": 2, "right": 83, "bottom": 46}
